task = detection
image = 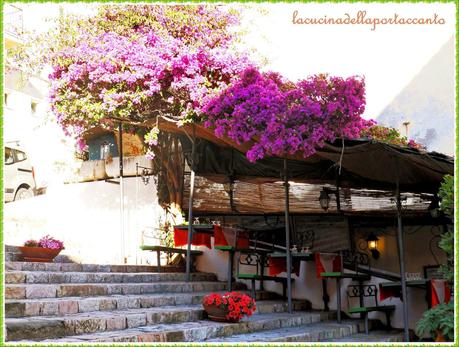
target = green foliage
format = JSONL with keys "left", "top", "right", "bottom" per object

{"left": 360, "top": 124, "right": 424, "bottom": 149}
{"left": 158, "top": 220, "right": 174, "bottom": 248}
{"left": 439, "top": 174, "right": 454, "bottom": 218}
{"left": 416, "top": 301, "right": 454, "bottom": 341}
{"left": 438, "top": 175, "right": 454, "bottom": 282}
{"left": 416, "top": 175, "right": 454, "bottom": 341}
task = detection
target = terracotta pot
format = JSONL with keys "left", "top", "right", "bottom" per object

{"left": 18, "top": 246, "right": 62, "bottom": 262}
{"left": 203, "top": 303, "right": 240, "bottom": 323}
{"left": 435, "top": 330, "right": 447, "bottom": 342}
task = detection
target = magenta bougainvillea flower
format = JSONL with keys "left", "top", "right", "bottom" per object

{"left": 203, "top": 67, "right": 369, "bottom": 162}
{"left": 47, "top": 5, "right": 251, "bottom": 153}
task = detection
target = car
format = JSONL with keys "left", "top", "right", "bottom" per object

{"left": 4, "top": 145, "right": 36, "bottom": 202}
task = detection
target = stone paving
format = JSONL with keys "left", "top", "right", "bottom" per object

{"left": 5, "top": 261, "right": 182, "bottom": 273}
{"left": 5, "top": 257, "right": 402, "bottom": 343}
{"left": 5, "top": 270, "right": 217, "bottom": 284}
{"left": 322, "top": 329, "right": 405, "bottom": 342}
{"left": 19, "top": 311, "right": 331, "bottom": 343}
{"left": 6, "top": 281, "right": 227, "bottom": 299}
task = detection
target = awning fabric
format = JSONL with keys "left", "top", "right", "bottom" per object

{"left": 158, "top": 120, "right": 453, "bottom": 194}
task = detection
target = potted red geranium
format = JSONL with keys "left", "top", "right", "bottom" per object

{"left": 19, "top": 235, "right": 65, "bottom": 262}
{"left": 202, "top": 292, "right": 256, "bottom": 323}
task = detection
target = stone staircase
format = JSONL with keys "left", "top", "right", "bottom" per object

{"left": 4, "top": 258, "right": 403, "bottom": 343}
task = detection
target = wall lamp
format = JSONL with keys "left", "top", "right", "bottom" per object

{"left": 366, "top": 232, "right": 380, "bottom": 260}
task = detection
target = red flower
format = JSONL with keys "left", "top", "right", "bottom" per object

{"left": 202, "top": 291, "right": 256, "bottom": 321}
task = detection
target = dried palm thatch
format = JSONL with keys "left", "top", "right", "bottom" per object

{"left": 183, "top": 174, "right": 431, "bottom": 215}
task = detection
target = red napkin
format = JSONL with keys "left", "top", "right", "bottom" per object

{"left": 268, "top": 257, "right": 300, "bottom": 276}
{"left": 431, "top": 279, "right": 451, "bottom": 307}
{"left": 214, "top": 226, "right": 250, "bottom": 248}
{"left": 379, "top": 284, "right": 401, "bottom": 301}
{"left": 315, "top": 253, "right": 342, "bottom": 278}
{"left": 173, "top": 227, "right": 212, "bottom": 248}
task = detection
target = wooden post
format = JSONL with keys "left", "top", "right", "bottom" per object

{"left": 395, "top": 180, "right": 410, "bottom": 342}
{"left": 118, "top": 122, "right": 125, "bottom": 264}
{"left": 185, "top": 127, "right": 196, "bottom": 282}
{"left": 283, "top": 158, "right": 292, "bottom": 313}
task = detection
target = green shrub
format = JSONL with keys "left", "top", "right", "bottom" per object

{"left": 416, "top": 174, "right": 454, "bottom": 341}
{"left": 416, "top": 301, "right": 454, "bottom": 340}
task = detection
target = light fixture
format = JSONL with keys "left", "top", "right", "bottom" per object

{"left": 366, "top": 232, "right": 380, "bottom": 260}
{"left": 428, "top": 197, "right": 440, "bottom": 219}
{"left": 319, "top": 188, "right": 331, "bottom": 211}
{"left": 141, "top": 168, "right": 150, "bottom": 185}
{"left": 136, "top": 163, "right": 154, "bottom": 186}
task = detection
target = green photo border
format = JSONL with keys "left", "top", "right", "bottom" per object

{"left": 0, "top": 0, "right": 457, "bottom": 346}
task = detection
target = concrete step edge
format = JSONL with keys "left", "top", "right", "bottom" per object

{"left": 322, "top": 329, "right": 405, "bottom": 342}
{"left": 5, "top": 261, "right": 183, "bottom": 273}
{"left": 5, "top": 271, "right": 217, "bottom": 284}
{"left": 5, "top": 292, "right": 310, "bottom": 318}
{"left": 10, "top": 311, "right": 330, "bottom": 342}
{"left": 206, "top": 320, "right": 365, "bottom": 342}
{"left": 5, "top": 281, "right": 228, "bottom": 299}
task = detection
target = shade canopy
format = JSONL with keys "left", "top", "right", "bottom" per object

{"left": 177, "top": 135, "right": 452, "bottom": 195}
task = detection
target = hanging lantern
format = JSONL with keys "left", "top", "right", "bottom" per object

{"left": 319, "top": 188, "right": 330, "bottom": 211}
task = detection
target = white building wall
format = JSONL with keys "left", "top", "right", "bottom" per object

{"left": 4, "top": 177, "right": 165, "bottom": 265}
{"left": 4, "top": 74, "right": 79, "bottom": 189}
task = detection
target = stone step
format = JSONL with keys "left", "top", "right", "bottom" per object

{"left": 5, "top": 261, "right": 184, "bottom": 273}
{"left": 5, "top": 271, "right": 217, "bottom": 284}
{"left": 6, "top": 244, "right": 20, "bottom": 252}
{"left": 5, "top": 251, "right": 75, "bottom": 263}
{"left": 206, "top": 320, "right": 366, "bottom": 342}
{"left": 5, "top": 252, "right": 23, "bottom": 262}
{"left": 6, "top": 305, "right": 203, "bottom": 341}
{"left": 6, "top": 301, "right": 312, "bottom": 341}
{"left": 5, "top": 281, "right": 227, "bottom": 300}
{"left": 15, "top": 311, "right": 332, "bottom": 343}
{"left": 322, "top": 329, "right": 404, "bottom": 342}
{"left": 6, "top": 291, "right": 293, "bottom": 318}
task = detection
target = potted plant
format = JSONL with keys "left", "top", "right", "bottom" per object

{"left": 416, "top": 175, "right": 454, "bottom": 342}
{"left": 19, "top": 235, "right": 65, "bottom": 262}
{"left": 416, "top": 301, "right": 454, "bottom": 341}
{"left": 202, "top": 292, "right": 256, "bottom": 323}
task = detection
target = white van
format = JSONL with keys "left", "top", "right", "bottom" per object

{"left": 4, "top": 146, "right": 36, "bottom": 202}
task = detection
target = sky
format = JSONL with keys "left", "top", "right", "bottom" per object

{"left": 18, "top": 2, "right": 455, "bottom": 120}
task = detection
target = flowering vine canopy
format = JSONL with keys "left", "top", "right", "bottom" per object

{"left": 203, "top": 68, "right": 369, "bottom": 162}
{"left": 43, "top": 4, "right": 422, "bottom": 162}
{"left": 47, "top": 5, "right": 250, "bottom": 153}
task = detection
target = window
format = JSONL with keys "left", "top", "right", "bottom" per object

{"left": 5, "top": 147, "right": 14, "bottom": 165}
{"left": 100, "top": 141, "right": 111, "bottom": 160}
{"left": 14, "top": 149, "right": 27, "bottom": 162}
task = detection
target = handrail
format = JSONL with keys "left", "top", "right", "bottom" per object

{"left": 344, "top": 263, "right": 401, "bottom": 282}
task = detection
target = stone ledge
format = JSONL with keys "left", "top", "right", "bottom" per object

{"left": 14, "top": 311, "right": 330, "bottom": 343}
{"left": 5, "top": 281, "right": 227, "bottom": 300}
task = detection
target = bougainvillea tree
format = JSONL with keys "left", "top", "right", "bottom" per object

{"left": 42, "top": 4, "right": 251, "bottom": 206}
{"left": 203, "top": 67, "right": 369, "bottom": 162}
{"left": 14, "top": 4, "right": 425, "bottom": 211}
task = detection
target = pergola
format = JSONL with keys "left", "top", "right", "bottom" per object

{"left": 156, "top": 119, "right": 453, "bottom": 342}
